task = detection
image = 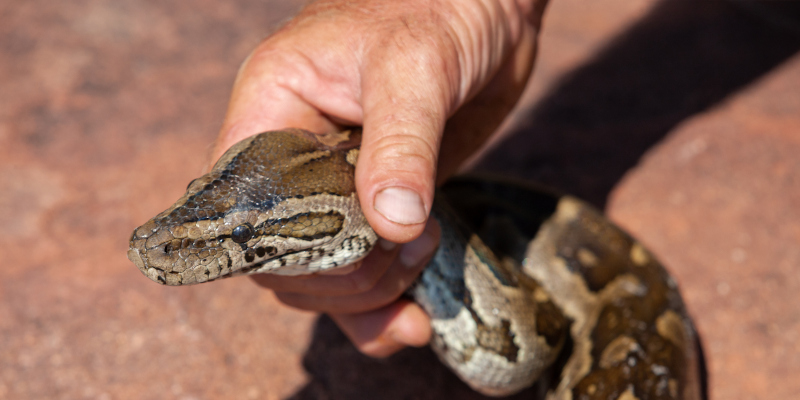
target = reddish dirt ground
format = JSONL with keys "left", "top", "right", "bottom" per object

{"left": 1, "top": 1, "right": 798, "bottom": 399}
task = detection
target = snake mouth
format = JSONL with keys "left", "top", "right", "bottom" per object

{"left": 127, "top": 234, "right": 174, "bottom": 285}
{"left": 126, "top": 246, "right": 149, "bottom": 276}
{"left": 127, "top": 251, "right": 176, "bottom": 286}
{"left": 127, "top": 240, "right": 235, "bottom": 286}
{"left": 128, "top": 221, "right": 229, "bottom": 286}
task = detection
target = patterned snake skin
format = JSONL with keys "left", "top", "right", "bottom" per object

{"left": 128, "top": 129, "right": 703, "bottom": 399}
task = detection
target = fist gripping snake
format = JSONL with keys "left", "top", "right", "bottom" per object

{"left": 128, "top": 129, "right": 703, "bottom": 399}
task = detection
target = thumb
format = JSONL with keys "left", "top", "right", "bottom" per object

{"left": 355, "top": 47, "right": 454, "bottom": 243}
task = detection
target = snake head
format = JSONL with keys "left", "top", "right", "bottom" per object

{"left": 128, "top": 129, "right": 377, "bottom": 285}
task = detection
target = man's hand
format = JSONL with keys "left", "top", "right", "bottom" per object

{"left": 210, "top": 0, "right": 547, "bottom": 357}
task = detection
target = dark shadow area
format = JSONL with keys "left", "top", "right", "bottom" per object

{"left": 287, "top": 315, "right": 550, "bottom": 400}
{"left": 288, "top": 1, "right": 800, "bottom": 398}
{"left": 475, "top": 0, "right": 800, "bottom": 208}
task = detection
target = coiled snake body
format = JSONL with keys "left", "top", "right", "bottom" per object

{"left": 128, "top": 129, "right": 702, "bottom": 399}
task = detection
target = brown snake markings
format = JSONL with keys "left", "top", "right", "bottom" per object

{"left": 128, "top": 129, "right": 703, "bottom": 399}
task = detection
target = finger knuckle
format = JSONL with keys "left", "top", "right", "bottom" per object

{"left": 369, "top": 132, "right": 437, "bottom": 178}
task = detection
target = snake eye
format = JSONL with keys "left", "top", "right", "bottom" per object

{"left": 231, "top": 223, "right": 254, "bottom": 243}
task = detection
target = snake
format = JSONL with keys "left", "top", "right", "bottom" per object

{"left": 128, "top": 128, "right": 703, "bottom": 399}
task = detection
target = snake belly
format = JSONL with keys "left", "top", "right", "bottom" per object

{"left": 128, "top": 129, "right": 703, "bottom": 399}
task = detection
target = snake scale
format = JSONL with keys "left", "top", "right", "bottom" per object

{"left": 128, "top": 128, "right": 703, "bottom": 399}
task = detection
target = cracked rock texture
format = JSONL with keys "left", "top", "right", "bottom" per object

{"left": 1, "top": 0, "right": 798, "bottom": 399}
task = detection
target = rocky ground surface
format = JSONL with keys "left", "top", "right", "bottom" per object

{"left": 1, "top": 0, "right": 798, "bottom": 399}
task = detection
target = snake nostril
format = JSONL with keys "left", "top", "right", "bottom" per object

{"left": 164, "top": 243, "right": 172, "bottom": 253}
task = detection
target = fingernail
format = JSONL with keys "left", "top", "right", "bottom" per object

{"left": 360, "top": 335, "right": 405, "bottom": 358}
{"left": 374, "top": 187, "right": 427, "bottom": 225}
{"left": 399, "top": 228, "right": 437, "bottom": 269}
{"left": 387, "top": 302, "right": 431, "bottom": 348}
{"left": 379, "top": 238, "right": 397, "bottom": 251}
{"left": 386, "top": 329, "right": 407, "bottom": 347}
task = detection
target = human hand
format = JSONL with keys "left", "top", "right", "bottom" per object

{"left": 210, "top": 0, "right": 547, "bottom": 357}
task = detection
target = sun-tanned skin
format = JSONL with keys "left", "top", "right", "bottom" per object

{"left": 210, "top": 0, "right": 549, "bottom": 357}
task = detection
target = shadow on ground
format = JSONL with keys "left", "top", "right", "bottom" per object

{"left": 476, "top": 0, "right": 800, "bottom": 208}
{"left": 287, "top": 1, "right": 800, "bottom": 399}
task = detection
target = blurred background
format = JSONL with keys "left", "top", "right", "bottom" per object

{"left": 1, "top": 0, "right": 799, "bottom": 399}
